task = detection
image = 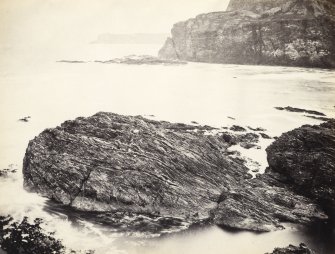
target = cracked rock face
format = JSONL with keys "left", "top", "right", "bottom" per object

{"left": 158, "top": 0, "right": 335, "bottom": 68}
{"left": 23, "top": 112, "right": 328, "bottom": 233}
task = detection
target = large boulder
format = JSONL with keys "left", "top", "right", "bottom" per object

{"left": 158, "top": 0, "right": 335, "bottom": 68}
{"left": 23, "top": 112, "right": 250, "bottom": 220}
{"left": 267, "top": 120, "right": 335, "bottom": 217}
{"left": 23, "top": 112, "right": 328, "bottom": 233}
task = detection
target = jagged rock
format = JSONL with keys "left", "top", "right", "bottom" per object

{"left": 260, "top": 132, "right": 272, "bottom": 139}
{"left": 275, "top": 106, "right": 326, "bottom": 116}
{"left": 221, "top": 132, "right": 259, "bottom": 146}
{"left": 266, "top": 243, "right": 315, "bottom": 254}
{"left": 159, "top": 0, "right": 335, "bottom": 68}
{"left": 267, "top": 120, "right": 335, "bottom": 217}
{"left": 23, "top": 112, "right": 250, "bottom": 221}
{"left": 230, "top": 125, "right": 247, "bottom": 132}
{"left": 23, "top": 112, "right": 328, "bottom": 233}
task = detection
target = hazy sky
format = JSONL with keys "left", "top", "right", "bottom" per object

{"left": 0, "top": 0, "right": 230, "bottom": 46}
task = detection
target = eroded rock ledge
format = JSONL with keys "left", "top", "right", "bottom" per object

{"left": 23, "top": 113, "right": 330, "bottom": 233}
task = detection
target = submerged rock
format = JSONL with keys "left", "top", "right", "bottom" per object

{"left": 19, "top": 116, "right": 31, "bottom": 122}
{"left": 23, "top": 113, "right": 328, "bottom": 233}
{"left": 275, "top": 106, "right": 326, "bottom": 116}
{"left": 95, "top": 55, "right": 187, "bottom": 65}
{"left": 159, "top": 0, "right": 335, "bottom": 68}
{"left": 57, "top": 60, "right": 86, "bottom": 64}
{"left": 267, "top": 119, "right": 335, "bottom": 217}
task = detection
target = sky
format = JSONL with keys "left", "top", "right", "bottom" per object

{"left": 0, "top": 0, "right": 230, "bottom": 47}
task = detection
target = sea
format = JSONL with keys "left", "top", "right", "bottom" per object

{"left": 0, "top": 42, "right": 334, "bottom": 254}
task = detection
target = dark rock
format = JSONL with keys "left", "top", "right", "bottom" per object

{"left": 95, "top": 55, "right": 187, "bottom": 65}
{"left": 275, "top": 106, "right": 326, "bottom": 116}
{"left": 19, "top": 116, "right": 31, "bottom": 122}
{"left": 230, "top": 125, "right": 247, "bottom": 132}
{"left": 221, "top": 132, "right": 238, "bottom": 145}
{"left": 220, "top": 132, "right": 259, "bottom": 147}
{"left": 248, "top": 126, "right": 267, "bottom": 132}
{"left": 23, "top": 112, "right": 328, "bottom": 233}
{"left": 267, "top": 120, "right": 335, "bottom": 217}
{"left": 240, "top": 143, "right": 261, "bottom": 149}
{"left": 266, "top": 243, "right": 315, "bottom": 254}
{"left": 159, "top": 0, "right": 335, "bottom": 68}
{"left": 260, "top": 132, "right": 272, "bottom": 139}
{"left": 304, "top": 115, "right": 333, "bottom": 121}
{"left": 239, "top": 132, "right": 260, "bottom": 143}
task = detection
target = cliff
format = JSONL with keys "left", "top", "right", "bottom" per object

{"left": 158, "top": 0, "right": 335, "bottom": 68}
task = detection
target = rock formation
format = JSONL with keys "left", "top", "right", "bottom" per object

{"left": 158, "top": 0, "right": 335, "bottom": 68}
{"left": 23, "top": 112, "right": 329, "bottom": 233}
{"left": 23, "top": 113, "right": 247, "bottom": 221}
{"left": 267, "top": 120, "right": 335, "bottom": 218}
{"left": 266, "top": 243, "right": 315, "bottom": 254}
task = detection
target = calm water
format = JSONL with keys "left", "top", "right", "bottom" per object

{"left": 0, "top": 43, "right": 334, "bottom": 253}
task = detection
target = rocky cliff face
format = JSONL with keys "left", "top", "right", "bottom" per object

{"left": 158, "top": 0, "right": 335, "bottom": 68}
{"left": 23, "top": 112, "right": 329, "bottom": 233}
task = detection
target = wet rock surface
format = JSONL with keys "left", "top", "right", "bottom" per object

{"left": 23, "top": 112, "right": 329, "bottom": 233}
{"left": 159, "top": 0, "right": 335, "bottom": 68}
{"left": 267, "top": 120, "right": 335, "bottom": 218}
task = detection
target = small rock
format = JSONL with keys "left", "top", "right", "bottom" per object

{"left": 266, "top": 243, "right": 315, "bottom": 254}
{"left": 260, "top": 133, "right": 272, "bottom": 139}
{"left": 275, "top": 106, "right": 326, "bottom": 116}
{"left": 230, "top": 125, "right": 246, "bottom": 132}
{"left": 247, "top": 126, "right": 267, "bottom": 132}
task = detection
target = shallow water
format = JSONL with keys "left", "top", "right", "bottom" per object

{"left": 0, "top": 43, "right": 334, "bottom": 253}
